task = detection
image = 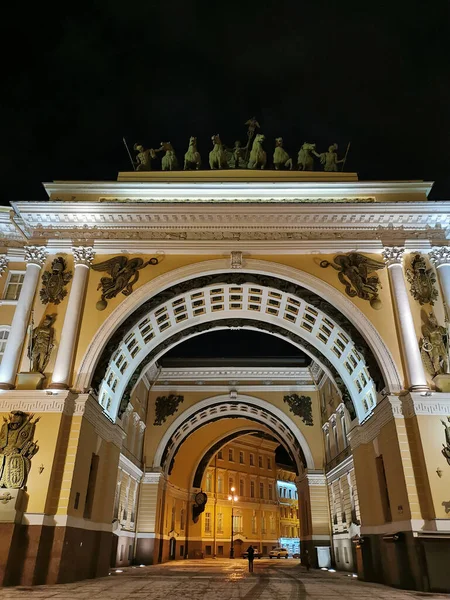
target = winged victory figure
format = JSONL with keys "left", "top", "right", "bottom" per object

{"left": 320, "top": 253, "right": 385, "bottom": 309}
{"left": 92, "top": 255, "right": 159, "bottom": 310}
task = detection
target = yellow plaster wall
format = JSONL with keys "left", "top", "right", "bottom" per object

{"left": 414, "top": 415, "right": 450, "bottom": 520}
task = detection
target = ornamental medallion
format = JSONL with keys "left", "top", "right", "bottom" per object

{"left": 40, "top": 257, "right": 72, "bottom": 304}
{"left": 406, "top": 254, "right": 438, "bottom": 305}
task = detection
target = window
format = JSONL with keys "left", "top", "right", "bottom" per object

{"left": 344, "top": 547, "right": 349, "bottom": 563}
{"left": 268, "top": 483, "right": 273, "bottom": 500}
{"left": 3, "top": 272, "right": 25, "bottom": 301}
{"left": 0, "top": 328, "right": 9, "bottom": 365}
{"left": 218, "top": 474, "right": 223, "bottom": 493}
{"left": 267, "top": 458, "right": 271, "bottom": 470}
{"left": 261, "top": 516, "right": 266, "bottom": 534}
{"left": 228, "top": 448, "right": 233, "bottom": 461}
{"left": 180, "top": 545, "right": 184, "bottom": 557}
{"left": 233, "top": 514, "right": 243, "bottom": 533}
{"left": 205, "top": 545, "right": 212, "bottom": 556}
{"left": 239, "top": 479, "right": 244, "bottom": 497}
{"left": 205, "top": 512, "right": 211, "bottom": 533}
{"left": 239, "top": 451, "right": 244, "bottom": 464}
{"left": 341, "top": 415, "right": 348, "bottom": 447}
{"left": 269, "top": 514, "right": 275, "bottom": 533}
{"left": 83, "top": 453, "right": 99, "bottom": 519}
{"left": 250, "top": 481, "right": 255, "bottom": 498}
{"left": 333, "top": 424, "right": 339, "bottom": 454}
{"left": 326, "top": 432, "right": 331, "bottom": 461}
{"left": 228, "top": 478, "right": 234, "bottom": 493}
{"left": 217, "top": 450, "right": 223, "bottom": 459}
{"left": 171, "top": 504, "right": 176, "bottom": 530}
{"left": 180, "top": 508, "right": 185, "bottom": 530}
{"left": 252, "top": 513, "right": 257, "bottom": 534}
{"left": 249, "top": 454, "right": 254, "bottom": 466}
{"left": 218, "top": 545, "right": 224, "bottom": 556}
{"left": 217, "top": 512, "right": 223, "bottom": 533}
{"left": 258, "top": 456, "right": 263, "bottom": 468}
{"left": 288, "top": 489, "right": 292, "bottom": 499}
{"left": 206, "top": 472, "right": 212, "bottom": 492}
{"left": 259, "top": 482, "right": 264, "bottom": 499}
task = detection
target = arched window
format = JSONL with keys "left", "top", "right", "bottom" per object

{"left": 206, "top": 472, "right": 212, "bottom": 492}
{"left": 217, "top": 474, "right": 223, "bottom": 493}
{"left": 0, "top": 327, "right": 10, "bottom": 365}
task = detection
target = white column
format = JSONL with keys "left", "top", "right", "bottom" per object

{"left": 382, "top": 247, "right": 428, "bottom": 391}
{"left": 0, "top": 246, "right": 47, "bottom": 389}
{"left": 50, "top": 247, "right": 95, "bottom": 389}
{"left": 429, "top": 247, "right": 450, "bottom": 317}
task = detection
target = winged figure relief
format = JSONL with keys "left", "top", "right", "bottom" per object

{"left": 320, "top": 253, "right": 385, "bottom": 309}
{"left": 92, "top": 255, "right": 159, "bottom": 310}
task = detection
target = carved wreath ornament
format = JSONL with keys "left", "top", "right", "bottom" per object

{"left": 283, "top": 394, "right": 313, "bottom": 426}
{"left": 153, "top": 394, "right": 184, "bottom": 426}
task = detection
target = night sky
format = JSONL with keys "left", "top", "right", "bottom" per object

{"left": 2, "top": 1, "right": 450, "bottom": 205}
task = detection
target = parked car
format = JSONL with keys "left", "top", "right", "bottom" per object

{"left": 292, "top": 552, "right": 300, "bottom": 559}
{"left": 242, "top": 548, "right": 261, "bottom": 559}
{"left": 269, "top": 547, "right": 289, "bottom": 559}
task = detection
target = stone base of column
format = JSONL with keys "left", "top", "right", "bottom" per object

{"left": 47, "top": 382, "right": 70, "bottom": 390}
{"left": 408, "top": 384, "right": 430, "bottom": 393}
{"left": 0, "top": 382, "right": 14, "bottom": 390}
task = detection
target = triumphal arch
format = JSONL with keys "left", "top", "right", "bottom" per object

{"left": 0, "top": 169, "right": 449, "bottom": 592}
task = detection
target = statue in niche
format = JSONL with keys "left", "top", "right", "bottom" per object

{"left": 209, "top": 134, "right": 228, "bottom": 169}
{"left": 419, "top": 312, "right": 449, "bottom": 377}
{"left": 273, "top": 137, "right": 293, "bottom": 170}
{"left": 406, "top": 254, "right": 438, "bottom": 305}
{"left": 319, "top": 143, "right": 345, "bottom": 172}
{"left": 247, "top": 134, "right": 267, "bottom": 169}
{"left": 0, "top": 411, "right": 40, "bottom": 489}
{"left": 92, "top": 255, "right": 159, "bottom": 310}
{"left": 283, "top": 394, "right": 313, "bottom": 426}
{"left": 320, "top": 253, "right": 385, "bottom": 309}
{"left": 28, "top": 314, "right": 56, "bottom": 374}
{"left": 155, "top": 142, "right": 178, "bottom": 171}
{"left": 154, "top": 394, "right": 184, "bottom": 426}
{"left": 441, "top": 417, "right": 450, "bottom": 466}
{"left": 298, "top": 142, "right": 320, "bottom": 171}
{"left": 133, "top": 144, "right": 157, "bottom": 171}
{"left": 184, "top": 136, "right": 202, "bottom": 170}
{"left": 40, "top": 257, "right": 72, "bottom": 305}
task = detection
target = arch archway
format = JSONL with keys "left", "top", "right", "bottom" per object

{"left": 76, "top": 259, "right": 401, "bottom": 424}
{"left": 153, "top": 394, "right": 315, "bottom": 475}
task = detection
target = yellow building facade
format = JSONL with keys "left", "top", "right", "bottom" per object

{"left": 0, "top": 170, "right": 449, "bottom": 592}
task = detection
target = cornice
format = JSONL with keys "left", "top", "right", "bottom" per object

{"left": 119, "top": 453, "right": 143, "bottom": 481}
{"left": 158, "top": 366, "right": 312, "bottom": 382}
{"left": 401, "top": 392, "right": 450, "bottom": 417}
{"left": 349, "top": 395, "right": 402, "bottom": 449}
{"left": 42, "top": 179, "right": 434, "bottom": 198}
{"left": 325, "top": 454, "right": 354, "bottom": 483}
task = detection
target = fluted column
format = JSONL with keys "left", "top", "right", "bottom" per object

{"left": 429, "top": 247, "right": 450, "bottom": 317}
{"left": 50, "top": 247, "right": 95, "bottom": 389}
{"left": 382, "top": 247, "right": 428, "bottom": 391}
{"left": 0, "top": 246, "right": 47, "bottom": 389}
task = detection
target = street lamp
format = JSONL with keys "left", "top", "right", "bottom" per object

{"left": 228, "top": 487, "right": 238, "bottom": 559}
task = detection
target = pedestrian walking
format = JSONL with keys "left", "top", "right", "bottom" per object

{"left": 303, "top": 549, "right": 311, "bottom": 571}
{"left": 246, "top": 545, "right": 255, "bottom": 572}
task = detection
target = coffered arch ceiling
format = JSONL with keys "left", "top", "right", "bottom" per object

{"left": 91, "top": 272, "right": 388, "bottom": 424}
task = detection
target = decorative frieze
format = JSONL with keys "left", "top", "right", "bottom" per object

{"left": 0, "top": 255, "right": 8, "bottom": 276}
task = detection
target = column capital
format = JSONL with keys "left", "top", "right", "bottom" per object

{"left": 382, "top": 246, "right": 405, "bottom": 267}
{"left": 72, "top": 246, "right": 95, "bottom": 266}
{"left": 0, "top": 255, "right": 8, "bottom": 277}
{"left": 24, "top": 246, "right": 47, "bottom": 267}
{"left": 429, "top": 246, "right": 450, "bottom": 267}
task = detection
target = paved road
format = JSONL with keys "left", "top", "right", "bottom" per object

{"left": 0, "top": 559, "right": 448, "bottom": 599}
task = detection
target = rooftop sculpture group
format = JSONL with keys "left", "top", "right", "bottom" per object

{"left": 125, "top": 117, "right": 350, "bottom": 172}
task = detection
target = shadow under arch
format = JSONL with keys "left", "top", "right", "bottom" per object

{"left": 153, "top": 394, "right": 315, "bottom": 476}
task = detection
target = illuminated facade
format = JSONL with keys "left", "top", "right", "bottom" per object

{"left": 0, "top": 170, "right": 449, "bottom": 592}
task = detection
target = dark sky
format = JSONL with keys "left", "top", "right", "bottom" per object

{"left": 2, "top": 1, "right": 450, "bottom": 205}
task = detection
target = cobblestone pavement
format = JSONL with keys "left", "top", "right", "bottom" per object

{"left": 0, "top": 559, "right": 448, "bottom": 600}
